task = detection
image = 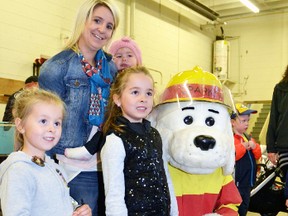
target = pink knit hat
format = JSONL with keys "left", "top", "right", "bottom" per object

{"left": 109, "top": 36, "right": 142, "bottom": 65}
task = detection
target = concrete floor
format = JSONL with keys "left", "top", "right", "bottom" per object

{"left": 247, "top": 212, "right": 287, "bottom": 215}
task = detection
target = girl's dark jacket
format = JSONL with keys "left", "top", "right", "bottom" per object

{"left": 266, "top": 81, "right": 288, "bottom": 153}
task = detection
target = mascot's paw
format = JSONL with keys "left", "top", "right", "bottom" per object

{"left": 64, "top": 146, "right": 92, "bottom": 160}
{"left": 203, "top": 213, "right": 221, "bottom": 216}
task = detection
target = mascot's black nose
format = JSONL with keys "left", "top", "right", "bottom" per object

{"left": 194, "top": 135, "right": 216, "bottom": 151}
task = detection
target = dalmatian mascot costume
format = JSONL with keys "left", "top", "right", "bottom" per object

{"left": 150, "top": 66, "right": 242, "bottom": 216}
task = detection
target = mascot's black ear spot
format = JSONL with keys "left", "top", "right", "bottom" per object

{"left": 183, "top": 115, "right": 193, "bottom": 125}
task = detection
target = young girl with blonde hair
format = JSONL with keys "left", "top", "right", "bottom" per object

{"left": 0, "top": 88, "right": 91, "bottom": 216}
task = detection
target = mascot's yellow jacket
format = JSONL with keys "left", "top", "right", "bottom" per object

{"left": 169, "top": 165, "right": 242, "bottom": 216}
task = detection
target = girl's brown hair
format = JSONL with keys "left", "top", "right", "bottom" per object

{"left": 102, "top": 66, "right": 154, "bottom": 134}
{"left": 13, "top": 88, "right": 66, "bottom": 150}
{"left": 280, "top": 65, "right": 288, "bottom": 83}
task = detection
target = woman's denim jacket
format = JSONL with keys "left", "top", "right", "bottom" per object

{"left": 39, "top": 49, "right": 117, "bottom": 155}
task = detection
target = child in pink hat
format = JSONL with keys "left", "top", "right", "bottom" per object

{"left": 65, "top": 36, "right": 142, "bottom": 160}
{"left": 109, "top": 36, "right": 142, "bottom": 71}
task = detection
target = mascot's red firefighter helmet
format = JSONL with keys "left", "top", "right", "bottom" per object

{"left": 160, "top": 66, "right": 224, "bottom": 104}
{"left": 160, "top": 66, "right": 235, "bottom": 112}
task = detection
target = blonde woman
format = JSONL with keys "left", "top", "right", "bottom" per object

{"left": 39, "top": 1, "right": 119, "bottom": 215}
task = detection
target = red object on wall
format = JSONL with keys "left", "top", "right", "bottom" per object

{"left": 33, "top": 57, "right": 47, "bottom": 76}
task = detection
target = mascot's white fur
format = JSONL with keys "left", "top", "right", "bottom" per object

{"left": 149, "top": 66, "right": 242, "bottom": 216}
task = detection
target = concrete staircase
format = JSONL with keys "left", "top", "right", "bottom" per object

{"left": 251, "top": 102, "right": 271, "bottom": 142}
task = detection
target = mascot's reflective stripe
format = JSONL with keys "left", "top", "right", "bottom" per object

{"left": 162, "top": 83, "right": 223, "bottom": 104}
{"left": 169, "top": 165, "right": 242, "bottom": 216}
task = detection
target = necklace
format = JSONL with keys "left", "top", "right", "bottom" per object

{"left": 56, "top": 168, "right": 68, "bottom": 187}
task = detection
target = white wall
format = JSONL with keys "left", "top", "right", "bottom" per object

{"left": 0, "top": 0, "right": 287, "bottom": 120}
{"left": 0, "top": 0, "right": 84, "bottom": 80}
{"left": 128, "top": 0, "right": 214, "bottom": 95}
{"left": 0, "top": 0, "right": 81, "bottom": 120}
{"left": 0, "top": 0, "right": 215, "bottom": 119}
{"left": 224, "top": 12, "right": 288, "bottom": 102}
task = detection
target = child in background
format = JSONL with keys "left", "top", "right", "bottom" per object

{"left": 101, "top": 66, "right": 178, "bottom": 215}
{"left": 0, "top": 88, "right": 91, "bottom": 216}
{"left": 109, "top": 36, "right": 142, "bottom": 71}
{"left": 2, "top": 75, "right": 39, "bottom": 122}
{"left": 65, "top": 36, "right": 142, "bottom": 160}
{"left": 231, "top": 103, "right": 262, "bottom": 216}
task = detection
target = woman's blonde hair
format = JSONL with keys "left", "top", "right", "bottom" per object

{"left": 13, "top": 88, "right": 66, "bottom": 150}
{"left": 65, "top": 0, "right": 119, "bottom": 50}
{"left": 102, "top": 66, "right": 154, "bottom": 134}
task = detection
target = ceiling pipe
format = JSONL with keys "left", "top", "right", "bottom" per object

{"left": 221, "top": 6, "right": 288, "bottom": 21}
{"left": 175, "top": 0, "right": 220, "bottom": 21}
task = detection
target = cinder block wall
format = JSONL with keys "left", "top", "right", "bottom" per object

{"left": 0, "top": 0, "right": 287, "bottom": 120}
